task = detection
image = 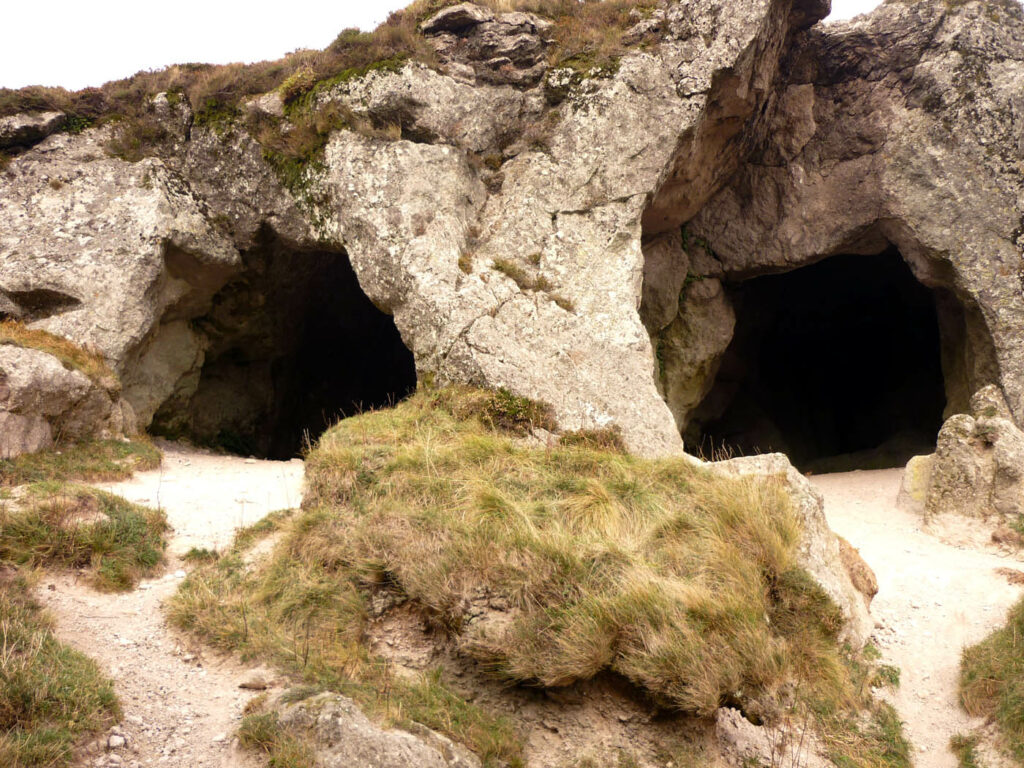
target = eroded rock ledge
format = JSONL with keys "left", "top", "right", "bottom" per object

{"left": 2, "top": 0, "right": 1024, "bottom": 475}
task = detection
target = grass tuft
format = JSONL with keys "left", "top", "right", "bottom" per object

{"left": 950, "top": 733, "right": 981, "bottom": 768}
{"left": 960, "top": 597, "right": 1024, "bottom": 762}
{"left": 0, "top": 439, "right": 161, "bottom": 487}
{"left": 0, "top": 485, "right": 166, "bottom": 591}
{"left": 0, "top": 321, "right": 116, "bottom": 388}
{"left": 0, "top": 573, "right": 120, "bottom": 767}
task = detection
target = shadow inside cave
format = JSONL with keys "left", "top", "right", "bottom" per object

{"left": 153, "top": 230, "right": 416, "bottom": 460}
{"left": 686, "top": 249, "right": 948, "bottom": 473}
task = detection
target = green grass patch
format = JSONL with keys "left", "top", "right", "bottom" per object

{"left": 960, "top": 597, "right": 1024, "bottom": 762}
{"left": 0, "top": 439, "right": 161, "bottom": 487}
{"left": 950, "top": 733, "right": 981, "bottom": 768}
{"left": 0, "top": 485, "right": 166, "bottom": 591}
{"left": 238, "top": 709, "right": 316, "bottom": 768}
{"left": 0, "top": 573, "right": 119, "bottom": 767}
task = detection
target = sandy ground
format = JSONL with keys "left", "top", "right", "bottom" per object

{"left": 36, "top": 441, "right": 304, "bottom": 768}
{"left": 812, "top": 469, "right": 1024, "bottom": 768}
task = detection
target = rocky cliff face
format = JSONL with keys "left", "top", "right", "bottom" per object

{"left": 2, "top": 0, "right": 1024, "bottom": 472}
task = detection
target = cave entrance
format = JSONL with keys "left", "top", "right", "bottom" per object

{"left": 686, "top": 249, "right": 948, "bottom": 472}
{"left": 154, "top": 231, "right": 417, "bottom": 460}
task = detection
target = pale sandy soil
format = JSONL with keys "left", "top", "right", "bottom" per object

{"left": 35, "top": 441, "right": 304, "bottom": 768}
{"left": 812, "top": 469, "right": 1024, "bottom": 768}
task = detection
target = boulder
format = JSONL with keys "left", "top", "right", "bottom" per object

{"left": 922, "top": 386, "right": 1024, "bottom": 520}
{"left": 0, "top": 345, "right": 128, "bottom": 459}
{"left": 897, "top": 454, "right": 934, "bottom": 514}
{"left": 279, "top": 692, "right": 480, "bottom": 768}
{"left": 0, "top": 128, "right": 241, "bottom": 428}
{"left": 421, "top": 4, "right": 553, "bottom": 87}
{"left": 0, "top": 111, "right": 65, "bottom": 150}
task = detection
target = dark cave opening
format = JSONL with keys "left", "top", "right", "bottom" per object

{"left": 687, "top": 249, "right": 948, "bottom": 472}
{"left": 154, "top": 231, "right": 417, "bottom": 460}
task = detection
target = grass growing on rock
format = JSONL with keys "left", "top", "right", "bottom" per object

{"left": 0, "top": 572, "right": 120, "bottom": 767}
{"left": 960, "top": 597, "right": 1024, "bottom": 762}
{"left": 168, "top": 387, "right": 908, "bottom": 766}
{"left": 0, "top": 484, "right": 166, "bottom": 591}
{"left": 0, "top": 321, "right": 117, "bottom": 388}
{"left": 0, "top": 0, "right": 661, "bottom": 180}
{"left": 0, "top": 438, "right": 161, "bottom": 487}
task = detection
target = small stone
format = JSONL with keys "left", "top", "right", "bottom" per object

{"left": 108, "top": 734, "right": 126, "bottom": 749}
{"left": 239, "top": 675, "right": 269, "bottom": 690}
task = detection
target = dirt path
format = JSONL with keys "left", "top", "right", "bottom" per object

{"left": 37, "top": 442, "right": 304, "bottom": 768}
{"left": 812, "top": 469, "right": 1023, "bottom": 768}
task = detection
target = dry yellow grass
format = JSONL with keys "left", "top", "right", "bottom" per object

{"left": 167, "top": 388, "right": 910, "bottom": 766}
{"left": 0, "top": 321, "right": 116, "bottom": 389}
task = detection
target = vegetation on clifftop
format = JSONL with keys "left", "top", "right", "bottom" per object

{"left": 0, "top": 0, "right": 659, "bottom": 153}
{"left": 169, "top": 386, "right": 909, "bottom": 767}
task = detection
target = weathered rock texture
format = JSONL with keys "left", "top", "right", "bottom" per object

{"left": 4, "top": 0, "right": 1024, "bottom": 466}
{"left": 0, "top": 345, "right": 129, "bottom": 459}
{"left": 674, "top": 0, "right": 1024, "bottom": 447}
{"left": 279, "top": 693, "right": 481, "bottom": 768}
{"left": 922, "top": 385, "right": 1024, "bottom": 519}
{"left": 1, "top": 0, "right": 833, "bottom": 459}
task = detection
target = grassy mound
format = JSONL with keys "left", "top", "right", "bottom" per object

{"left": 0, "top": 573, "right": 120, "bottom": 768}
{"left": 0, "top": 484, "right": 166, "bottom": 591}
{"left": 169, "top": 388, "right": 908, "bottom": 766}
{"left": 960, "top": 597, "right": 1024, "bottom": 762}
{"left": 0, "top": 439, "right": 161, "bottom": 488}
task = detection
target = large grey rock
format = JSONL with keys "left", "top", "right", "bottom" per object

{"left": 421, "top": 4, "right": 553, "bottom": 87}
{"left": 712, "top": 452, "right": 874, "bottom": 646}
{"left": 688, "top": 0, "right": 1024, "bottom": 430}
{"left": 279, "top": 693, "right": 480, "bottom": 768}
{"left": 0, "top": 345, "right": 126, "bottom": 459}
{"left": 0, "top": 111, "right": 65, "bottom": 149}
{"left": 925, "top": 386, "right": 1024, "bottom": 519}
{"left": 0, "top": 128, "right": 241, "bottom": 428}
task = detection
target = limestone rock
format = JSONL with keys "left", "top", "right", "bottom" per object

{"left": 712, "top": 452, "right": 873, "bottom": 645}
{"left": 420, "top": 3, "right": 495, "bottom": 34}
{"left": 0, "top": 111, "right": 65, "bottom": 149}
{"left": 0, "top": 345, "right": 124, "bottom": 459}
{"left": 279, "top": 693, "right": 481, "bottom": 768}
{"left": 0, "top": 128, "right": 241, "bottom": 427}
{"left": 421, "top": 4, "right": 554, "bottom": 87}
{"left": 897, "top": 454, "right": 934, "bottom": 514}
{"left": 658, "top": 278, "right": 736, "bottom": 433}
{"left": 925, "top": 386, "right": 1024, "bottom": 519}
{"left": 690, "top": 0, "right": 1024, "bottom": 427}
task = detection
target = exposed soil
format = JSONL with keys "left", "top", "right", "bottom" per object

{"left": 812, "top": 469, "right": 1024, "bottom": 768}
{"left": 36, "top": 441, "right": 304, "bottom": 768}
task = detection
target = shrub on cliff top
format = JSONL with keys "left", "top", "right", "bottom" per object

{"left": 0, "top": 0, "right": 659, "bottom": 131}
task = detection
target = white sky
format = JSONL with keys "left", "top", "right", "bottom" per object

{"left": 1, "top": 0, "right": 883, "bottom": 92}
